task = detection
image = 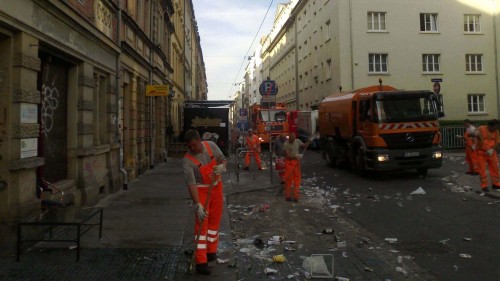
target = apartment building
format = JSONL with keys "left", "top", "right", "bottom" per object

{"left": 0, "top": 0, "right": 207, "bottom": 222}
{"left": 255, "top": 0, "right": 500, "bottom": 121}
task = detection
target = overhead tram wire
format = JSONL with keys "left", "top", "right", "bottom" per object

{"left": 227, "top": 0, "right": 274, "bottom": 99}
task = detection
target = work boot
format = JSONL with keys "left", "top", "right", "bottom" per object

{"left": 481, "top": 187, "right": 490, "bottom": 192}
{"left": 196, "top": 263, "right": 211, "bottom": 275}
{"left": 470, "top": 172, "right": 479, "bottom": 176}
{"left": 243, "top": 167, "right": 249, "bottom": 171}
{"left": 258, "top": 167, "right": 263, "bottom": 170}
{"left": 207, "top": 253, "right": 217, "bottom": 262}
{"left": 492, "top": 184, "right": 500, "bottom": 191}
{"left": 466, "top": 171, "right": 472, "bottom": 175}
{"left": 286, "top": 197, "right": 292, "bottom": 202}
{"left": 293, "top": 198, "right": 299, "bottom": 202}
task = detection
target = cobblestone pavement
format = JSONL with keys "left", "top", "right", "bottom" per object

{"left": 0, "top": 247, "right": 180, "bottom": 281}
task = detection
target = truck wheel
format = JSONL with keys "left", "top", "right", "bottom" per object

{"left": 417, "top": 168, "right": 428, "bottom": 176}
{"left": 355, "top": 148, "right": 366, "bottom": 176}
{"left": 325, "top": 146, "right": 337, "bottom": 167}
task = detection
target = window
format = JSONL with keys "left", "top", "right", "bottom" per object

{"left": 325, "top": 20, "right": 331, "bottom": 41}
{"left": 369, "top": 54, "right": 388, "bottom": 73}
{"left": 466, "top": 54, "right": 483, "bottom": 72}
{"left": 422, "top": 54, "right": 440, "bottom": 72}
{"left": 367, "top": 12, "right": 386, "bottom": 31}
{"left": 464, "top": 14, "right": 481, "bottom": 33}
{"left": 467, "top": 94, "right": 485, "bottom": 113}
{"left": 325, "top": 59, "right": 332, "bottom": 80}
{"left": 420, "top": 13, "right": 438, "bottom": 32}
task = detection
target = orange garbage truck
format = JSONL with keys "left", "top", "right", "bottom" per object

{"left": 250, "top": 103, "right": 288, "bottom": 144}
{"left": 318, "top": 85, "right": 444, "bottom": 175}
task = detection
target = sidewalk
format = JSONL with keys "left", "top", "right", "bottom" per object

{"left": 0, "top": 156, "right": 253, "bottom": 281}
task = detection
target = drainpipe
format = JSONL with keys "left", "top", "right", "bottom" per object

{"left": 349, "top": 0, "right": 354, "bottom": 89}
{"left": 493, "top": 1, "right": 500, "bottom": 119}
{"left": 149, "top": 2, "right": 155, "bottom": 169}
{"left": 294, "top": 15, "right": 299, "bottom": 110}
{"left": 117, "top": 7, "right": 128, "bottom": 190}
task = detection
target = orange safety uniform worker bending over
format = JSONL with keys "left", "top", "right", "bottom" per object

{"left": 462, "top": 119, "right": 478, "bottom": 175}
{"left": 243, "top": 129, "right": 262, "bottom": 170}
{"left": 183, "top": 130, "right": 227, "bottom": 275}
{"left": 474, "top": 119, "right": 500, "bottom": 192}
{"left": 283, "top": 133, "right": 309, "bottom": 202}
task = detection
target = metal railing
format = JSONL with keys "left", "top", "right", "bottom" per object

{"left": 440, "top": 126, "right": 465, "bottom": 149}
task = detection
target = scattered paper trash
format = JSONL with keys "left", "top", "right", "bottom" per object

{"left": 323, "top": 228, "right": 334, "bottom": 234}
{"left": 396, "top": 266, "right": 408, "bottom": 275}
{"left": 337, "top": 241, "right": 347, "bottom": 248}
{"left": 287, "top": 274, "right": 294, "bottom": 279}
{"left": 425, "top": 206, "right": 432, "bottom": 212}
{"left": 342, "top": 251, "right": 348, "bottom": 258}
{"left": 454, "top": 265, "right": 459, "bottom": 271}
{"left": 385, "top": 238, "right": 398, "bottom": 244}
{"left": 69, "top": 245, "right": 77, "bottom": 250}
{"left": 335, "top": 277, "right": 350, "bottom": 281}
{"left": 330, "top": 204, "right": 341, "bottom": 209}
{"left": 439, "top": 238, "right": 450, "bottom": 245}
{"left": 273, "top": 254, "right": 286, "bottom": 263}
{"left": 302, "top": 255, "right": 332, "bottom": 277}
{"left": 463, "top": 237, "right": 472, "bottom": 241}
{"left": 217, "top": 258, "right": 229, "bottom": 264}
{"left": 304, "top": 209, "right": 310, "bottom": 212}
{"left": 364, "top": 266, "right": 374, "bottom": 272}
{"left": 410, "top": 187, "right": 426, "bottom": 195}
{"left": 459, "top": 254, "right": 472, "bottom": 258}
{"left": 264, "top": 267, "right": 278, "bottom": 274}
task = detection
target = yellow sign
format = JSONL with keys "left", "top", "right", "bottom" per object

{"left": 146, "top": 85, "right": 169, "bottom": 96}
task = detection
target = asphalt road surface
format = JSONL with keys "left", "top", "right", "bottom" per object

{"left": 297, "top": 150, "right": 500, "bottom": 281}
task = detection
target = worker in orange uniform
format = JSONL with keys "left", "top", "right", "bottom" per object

{"left": 243, "top": 129, "right": 262, "bottom": 170}
{"left": 284, "top": 133, "right": 309, "bottom": 202}
{"left": 183, "top": 130, "right": 227, "bottom": 275}
{"left": 474, "top": 119, "right": 500, "bottom": 193}
{"left": 457, "top": 119, "right": 479, "bottom": 175}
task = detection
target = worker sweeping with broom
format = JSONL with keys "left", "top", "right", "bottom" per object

{"left": 182, "top": 130, "right": 227, "bottom": 275}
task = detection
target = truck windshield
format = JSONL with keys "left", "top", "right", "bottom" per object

{"left": 260, "top": 110, "right": 287, "bottom": 122}
{"left": 375, "top": 97, "right": 437, "bottom": 123}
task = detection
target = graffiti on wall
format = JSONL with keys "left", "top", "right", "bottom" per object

{"left": 41, "top": 77, "right": 60, "bottom": 138}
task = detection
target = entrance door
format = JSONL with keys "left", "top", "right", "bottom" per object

{"left": 38, "top": 54, "right": 68, "bottom": 182}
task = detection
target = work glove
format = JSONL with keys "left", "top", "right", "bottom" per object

{"left": 486, "top": 148, "right": 494, "bottom": 156}
{"left": 213, "top": 164, "right": 226, "bottom": 175}
{"left": 471, "top": 144, "right": 476, "bottom": 151}
{"left": 296, "top": 154, "right": 303, "bottom": 159}
{"left": 195, "top": 203, "right": 208, "bottom": 221}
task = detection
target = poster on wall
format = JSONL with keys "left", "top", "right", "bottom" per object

{"left": 20, "top": 138, "right": 38, "bottom": 159}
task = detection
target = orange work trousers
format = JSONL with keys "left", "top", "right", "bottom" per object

{"left": 275, "top": 156, "right": 285, "bottom": 181}
{"left": 284, "top": 159, "right": 301, "bottom": 199}
{"left": 477, "top": 150, "right": 500, "bottom": 188}
{"left": 194, "top": 182, "right": 223, "bottom": 264}
{"left": 245, "top": 151, "right": 262, "bottom": 169}
{"left": 465, "top": 146, "right": 478, "bottom": 173}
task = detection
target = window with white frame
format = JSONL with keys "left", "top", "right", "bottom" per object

{"left": 422, "top": 54, "right": 440, "bottom": 72}
{"left": 420, "top": 13, "right": 438, "bottom": 32}
{"left": 325, "top": 20, "right": 331, "bottom": 41}
{"left": 369, "top": 54, "right": 388, "bottom": 73}
{"left": 467, "top": 94, "right": 485, "bottom": 113}
{"left": 367, "top": 12, "right": 386, "bottom": 31}
{"left": 325, "top": 59, "right": 332, "bottom": 80}
{"left": 466, "top": 54, "right": 483, "bottom": 72}
{"left": 464, "top": 14, "right": 481, "bottom": 33}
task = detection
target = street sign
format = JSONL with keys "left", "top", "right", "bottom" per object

{"left": 433, "top": 82, "right": 441, "bottom": 94}
{"left": 259, "top": 80, "right": 278, "bottom": 96}
{"left": 261, "top": 95, "right": 276, "bottom": 103}
{"left": 239, "top": 108, "right": 247, "bottom": 117}
{"left": 146, "top": 85, "right": 169, "bottom": 96}
{"left": 236, "top": 121, "right": 249, "bottom": 131}
{"left": 431, "top": 78, "right": 443, "bottom": 82}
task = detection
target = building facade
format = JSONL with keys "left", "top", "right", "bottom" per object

{"left": 249, "top": 0, "right": 500, "bottom": 121}
{"left": 0, "top": 0, "right": 206, "bottom": 222}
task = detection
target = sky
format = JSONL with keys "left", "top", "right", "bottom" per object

{"left": 193, "top": 0, "right": 282, "bottom": 100}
